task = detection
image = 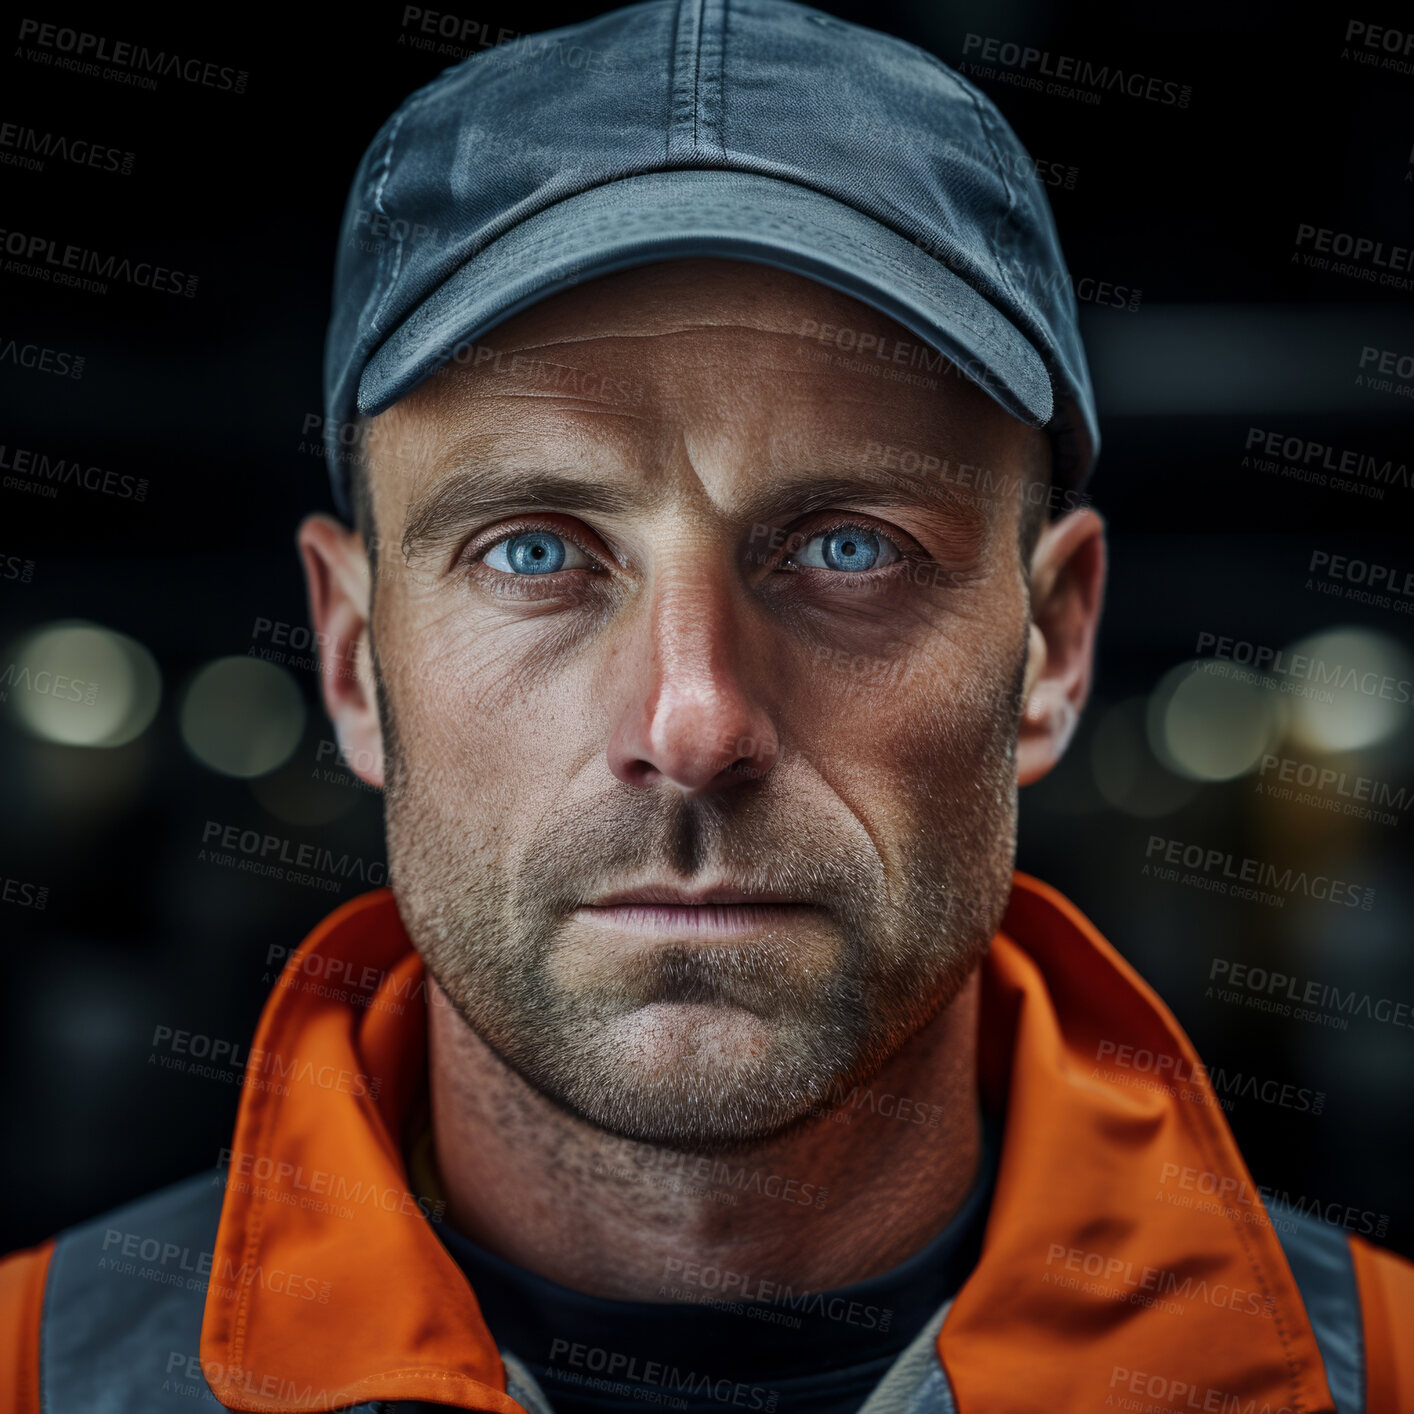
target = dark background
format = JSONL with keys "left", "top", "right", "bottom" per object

{"left": 2, "top": 0, "right": 1411, "bottom": 1256}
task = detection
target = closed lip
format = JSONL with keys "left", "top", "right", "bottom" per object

{"left": 584, "top": 886, "right": 810, "bottom": 908}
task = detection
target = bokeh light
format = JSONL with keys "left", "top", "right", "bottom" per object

{"left": 1091, "top": 697, "right": 1201, "bottom": 816}
{"left": 3, "top": 620, "right": 161, "bottom": 748}
{"left": 1282, "top": 627, "right": 1413, "bottom": 754}
{"left": 1147, "top": 659, "right": 1285, "bottom": 781}
{"left": 179, "top": 657, "right": 306, "bottom": 777}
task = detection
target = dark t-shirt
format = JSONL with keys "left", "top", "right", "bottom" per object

{"left": 432, "top": 1118, "right": 998, "bottom": 1414}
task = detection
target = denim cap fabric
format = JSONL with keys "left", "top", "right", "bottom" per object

{"left": 323, "top": 0, "right": 1099, "bottom": 518}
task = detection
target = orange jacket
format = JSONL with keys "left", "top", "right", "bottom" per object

{"left": 3, "top": 873, "right": 1410, "bottom": 1413}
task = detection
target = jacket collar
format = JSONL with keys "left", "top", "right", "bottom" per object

{"left": 947, "top": 876, "right": 1333, "bottom": 1414}
{"left": 200, "top": 876, "right": 1336, "bottom": 1413}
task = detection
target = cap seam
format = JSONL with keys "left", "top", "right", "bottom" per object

{"left": 668, "top": 0, "right": 701, "bottom": 162}
{"left": 906, "top": 55, "right": 1083, "bottom": 397}
{"left": 695, "top": 0, "right": 727, "bottom": 160}
{"left": 365, "top": 107, "right": 412, "bottom": 340}
{"left": 666, "top": 0, "right": 683, "bottom": 163}
{"left": 950, "top": 77, "right": 1030, "bottom": 320}
{"left": 364, "top": 55, "right": 482, "bottom": 341}
{"left": 718, "top": 0, "right": 731, "bottom": 163}
{"left": 917, "top": 61, "right": 1096, "bottom": 484}
{"left": 329, "top": 53, "right": 481, "bottom": 476}
{"left": 347, "top": 114, "right": 403, "bottom": 352}
{"left": 693, "top": 0, "right": 705, "bottom": 150}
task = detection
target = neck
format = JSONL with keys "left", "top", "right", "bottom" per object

{"left": 425, "top": 969, "right": 983, "bottom": 1300}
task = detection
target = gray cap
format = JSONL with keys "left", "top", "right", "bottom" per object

{"left": 324, "top": 0, "right": 1099, "bottom": 517}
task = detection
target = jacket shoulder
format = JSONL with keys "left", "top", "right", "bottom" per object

{"left": 0, "top": 1235, "right": 54, "bottom": 1414}
{"left": 0, "top": 1171, "right": 226, "bottom": 1414}
{"left": 1350, "top": 1233, "right": 1414, "bottom": 1413}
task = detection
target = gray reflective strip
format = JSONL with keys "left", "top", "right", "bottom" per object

{"left": 501, "top": 1349, "right": 558, "bottom": 1414}
{"left": 41, "top": 1172, "right": 226, "bottom": 1414}
{"left": 854, "top": 1297, "right": 957, "bottom": 1414}
{"left": 1265, "top": 1198, "right": 1365, "bottom": 1414}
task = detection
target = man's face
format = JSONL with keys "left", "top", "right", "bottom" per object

{"left": 329, "top": 260, "right": 1057, "bottom": 1151}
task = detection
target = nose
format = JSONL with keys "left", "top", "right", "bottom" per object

{"left": 606, "top": 565, "right": 779, "bottom": 795}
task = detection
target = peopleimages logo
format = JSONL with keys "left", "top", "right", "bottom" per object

{"left": 0, "top": 553, "right": 36, "bottom": 584}
{"left": 1, "top": 876, "right": 48, "bottom": 909}
{"left": 1292, "top": 223, "right": 1414, "bottom": 293}
{"left": 1257, "top": 752, "right": 1410, "bottom": 827}
{"left": 0, "top": 336, "right": 83, "bottom": 379}
{"left": 660, "top": 1256, "right": 894, "bottom": 1332}
{"left": 861, "top": 439, "right": 1090, "bottom": 517}
{"left": 164, "top": 1353, "right": 339, "bottom": 1410}
{"left": 1193, "top": 628, "right": 1414, "bottom": 705}
{"left": 1341, "top": 20, "right": 1414, "bottom": 75}
{"left": 547, "top": 1341, "right": 778, "bottom": 1410}
{"left": 0, "top": 122, "right": 135, "bottom": 176}
{"left": 1158, "top": 1161, "right": 1391, "bottom": 1240}
{"left": 15, "top": 19, "right": 249, "bottom": 93}
{"left": 1144, "top": 834, "right": 1375, "bottom": 911}
{"left": 1045, "top": 1242, "right": 1275, "bottom": 1318}
{"left": 199, "top": 821, "right": 388, "bottom": 892}
{"left": 0, "top": 662, "right": 98, "bottom": 707}
{"left": 0, "top": 442, "right": 147, "bottom": 499}
{"left": 1307, "top": 548, "right": 1414, "bottom": 616}
{"left": 262, "top": 940, "right": 431, "bottom": 1018}
{"left": 1243, "top": 427, "right": 1411, "bottom": 496}
{"left": 1093, "top": 1041, "right": 1325, "bottom": 1115}
{"left": 217, "top": 1147, "right": 446, "bottom": 1224}
{"left": 1002, "top": 258, "right": 1142, "bottom": 313}
{"left": 940, "top": 135, "right": 1079, "bottom": 191}
{"left": 99, "top": 1229, "right": 330, "bottom": 1303}
{"left": 1208, "top": 958, "right": 1414, "bottom": 1033}
{"left": 1108, "top": 1366, "right": 1292, "bottom": 1414}
{"left": 959, "top": 33, "right": 1192, "bottom": 107}
{"left": 149, "top": 1024, "right": 383, "bottom": 1100}
{"left": 0, "top": 227, "right": 198, "bottom": 297}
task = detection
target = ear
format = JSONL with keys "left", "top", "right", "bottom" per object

{"left": 296, "top": 513, "right": 384, "bottom": 788}
{"left": 1017, "top": 506, "right": 1106, "bottom": 787}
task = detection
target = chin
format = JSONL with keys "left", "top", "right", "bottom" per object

{"left": 544, "top": 1005, "right": 856, "bottom": 1153}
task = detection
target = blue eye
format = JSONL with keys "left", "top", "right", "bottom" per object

{"left": 794, "top": 525, "right": 900, "bottom": 572}
{"left": 483, "top": 531, "right": 590, "bottom": 575}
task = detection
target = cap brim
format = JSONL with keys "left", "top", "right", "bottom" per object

{"left": 358, "top": 168, "right": 1053, "bottom": 438}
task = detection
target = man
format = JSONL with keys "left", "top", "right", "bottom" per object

{"left": 3, "top": 1, "right": 1410, "bottom": 1411}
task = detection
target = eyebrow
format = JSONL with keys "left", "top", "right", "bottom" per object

{"left": 400, "top": 455, "right": 995, "bottom": 566}
{"left": 402, "top": 466, "right": 649, "bottom": 564}
{"left": 752, "top": 471, "right": 991, "bottom": 532}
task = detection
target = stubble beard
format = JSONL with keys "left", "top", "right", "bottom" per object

{"left": 374, "top": 641, "right": 1025, "bottom": 1154}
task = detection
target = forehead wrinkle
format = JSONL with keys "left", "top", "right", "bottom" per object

{"left": 412, "top": 402, "right": 653, "bottom": 472}
{"left": 452, "top": 388, "right": 651, "bottom": 419}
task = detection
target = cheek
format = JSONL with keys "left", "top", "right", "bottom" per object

{"left": 793, "top": 613, "right": 1025, "bottom": 853}
{"left": 387, "top": 618, "right": 594, "bottom": 832}
{"left": 791, "top": 597, "right": 1024, "bottom": 750}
